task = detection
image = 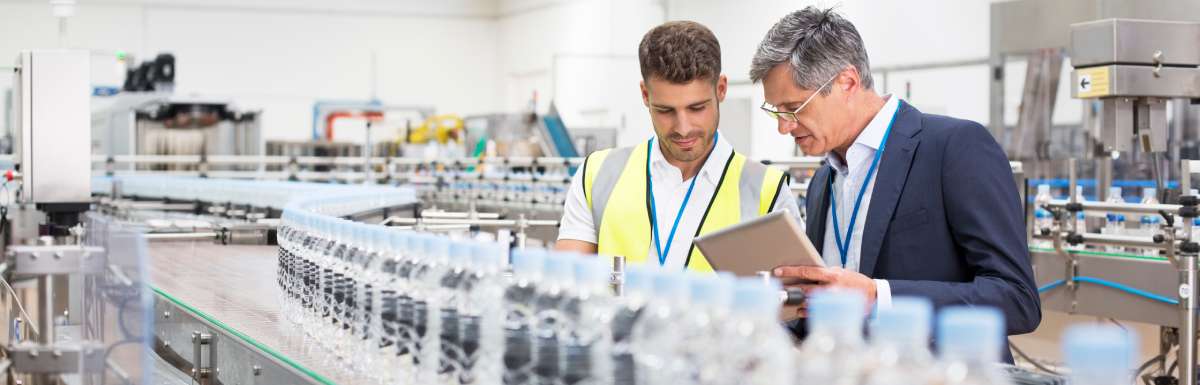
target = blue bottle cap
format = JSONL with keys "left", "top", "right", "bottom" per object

{"left": 807, "top": 289, "right": 867, "bottom": 332}
{"left": 937, "top": 306, "right": 1004, "bottom": 362}
{"left": 1063, "top": 324, "right": 1137, "bottom": 383}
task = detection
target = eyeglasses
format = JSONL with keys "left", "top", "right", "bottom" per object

{"left": 760, "top": 73, "right": 838, "bottom": 123}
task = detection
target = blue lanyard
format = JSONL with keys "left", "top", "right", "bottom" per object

{"left": 647, "top": 132, "right": 719, "bottom": 266}
{"left": 829, "top": 108, "right": 899, "bottom": 267}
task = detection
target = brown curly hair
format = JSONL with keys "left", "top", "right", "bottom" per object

{"left": 638, "top": 21, "right": 722, "bottom": 84}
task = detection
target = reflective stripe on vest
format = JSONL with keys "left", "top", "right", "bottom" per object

{"left": 583, "top": 140, "right": 789, "bottom": 273}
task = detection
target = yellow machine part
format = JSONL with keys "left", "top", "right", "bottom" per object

{"left": 407, "top": 114, "right": 464, "bottom": 144}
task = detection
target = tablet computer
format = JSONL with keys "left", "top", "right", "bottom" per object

{"left": 693, "top": 210, "right": 825, "bottom": 278}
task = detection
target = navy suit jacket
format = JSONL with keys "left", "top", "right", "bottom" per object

{"left": 800, "top": 101, "right": 1041, "bottom": 362}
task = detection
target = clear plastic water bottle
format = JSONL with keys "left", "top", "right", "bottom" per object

{"left": 1141, "top": 187, "right": 1162, "bottom": 256}
{"left": 632, "top": 270, "right": 690, "bottom": 385}
{"left": 1105, "top": 187, "right": 1126, "bottom": 253}
{"left": 1063, "top": 324, "right": 1137, "bottom": 385}
{"left": 795, "top": 289, "right": 868, "bottom": 385}
{"left": 532, "top": 253, "right": 577, "bottom": 385}
{"left": 562, "top": 257, "right": 617, "bottom": 385}
{"left": 611, "top": 266, "right": 651, "bottom": 385}
{"left": 1033, "top": 184, "right": 1053, "bottom": 248}
{"left": 718, "top": 277, "right": 796, "bottom": 385}
{"left": 457, "top": 241, "right": 508, "bottom": 385}
{"left": 436, "top": 240, "right": 474, "bottom": 384}
{"left": 394, "top": 232, "right": 424, "bottom": 383}
{"left": 936, "top": 307, "right": 1011, "bottom": 385}
{"left": 504, "top": 248, "right": 546, "bottom": 384}
{"left": 412, "top": 235, "right": 452, "bottom": 383}
{"left": 679, "top": 272, "right": 735, "bottom": 384}
{"left": 863, "top": 296, "right": 936, "bottom": 385}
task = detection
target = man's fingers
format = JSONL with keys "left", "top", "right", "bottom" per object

{"left": 773, "top": 265, "right": 837, "bottom": 282}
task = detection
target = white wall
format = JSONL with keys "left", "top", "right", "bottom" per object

{"left": 0, "top": 0, "right": 502, "bottom": 142}
{"left": 667, "top": 0, "right": 1084, "bottom": 160}
{"left": 498, "top": 0, "right": 665, "bottom": 147}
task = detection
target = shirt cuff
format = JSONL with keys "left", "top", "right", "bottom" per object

{"left": 873, "top": 279, "right": 892, "bottom": 310}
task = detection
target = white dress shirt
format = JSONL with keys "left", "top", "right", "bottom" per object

{"left": 558, "top": 131, "right": 803, "bottom": 269}
{"left": 822, "top": 95, "right": 900, "bottom": 309}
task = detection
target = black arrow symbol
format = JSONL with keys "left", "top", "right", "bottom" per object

{"left": 1080, "top": 77, "right": 1090, "bottom": 89}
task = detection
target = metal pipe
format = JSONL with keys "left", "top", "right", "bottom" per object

{"left": 383, "top": 217, "right": 559, "bottom": 228}
{"left": 1044, "top": 200, "right": 1181, "bottom": 216}
{"left": 142, "top": 232, "right": 218, "bottom": 242}
{"left": 1068, "top": 158, "right": 1078, "bottom": 234}
{"left": 38, "top": 276, "right": 52, "bottom": 344}
{"left": 1179, "top": 253, "right": 1198, "bottom": 385}
{"left": 1033, "top": 232, "right": 1166, "bottom": 250}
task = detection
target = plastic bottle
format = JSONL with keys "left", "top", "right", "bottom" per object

{"left": 794, "top": 289, "right": 868, "bottom": 385}
{"left": 1033, "top": 184, "right": 1053, "bottom": 248}
{"left": 863, "top": 296, "right": 936, "bottom": 385}
{"left": 1063, "top": 325, "right": 1138, "bottom": 385}
{"left": 936, "top": 307, "right": 1011, "bottom": 385}
{"left": 1141, "top": 187, "right": 1163, "bottom": 256}
{"left": 1105, "top": 187, "right": 1126, "bottom": 253}
{"left": 679, "top": 272, "right": 735, "bottom": 384}
{"left": 718, "top": 277, "right": 796, "bottom": 385}
{"left": 504, "top": 248, "right": 546, "bottom": 384}
{"left": 457, "top": 241, "right": 508, "bottom": 385}
{"left": 411, "top": 235, "right": 452, "bottom": 383}
{"left": 562, "top": 257, "right": 617, "bottom": 385}
{"left": 610, "top": 266, "right": 651, "bottom": 385}
{"left": 632, "top": 270, "right": 691, "bottom": 385}
{"left": 531, "top": 253, "right": 577, "bottom": 385}
{"left": 436, "top": 240, "right": 473, "bottom": 384}
{"left": 393, "top": 232, "right": 423, "bottom": 383}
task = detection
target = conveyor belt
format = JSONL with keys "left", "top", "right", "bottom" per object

{"left": 147, "top": 241, "right": 352, "bottom": 385}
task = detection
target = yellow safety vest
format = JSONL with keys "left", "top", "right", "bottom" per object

{"left": 582, "top": 140, "right": 789, "bottom": 273}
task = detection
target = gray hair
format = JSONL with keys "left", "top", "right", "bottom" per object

{"left": 749, "top": 6, "right": 873, "bottom": 93}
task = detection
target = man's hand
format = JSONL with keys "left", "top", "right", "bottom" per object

{"left": 772, "top": 265, "right": 875, "bottom": 318}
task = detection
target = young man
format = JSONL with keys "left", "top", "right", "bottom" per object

{"left": 555, "top": 21, "right": 800, "bottom": 272}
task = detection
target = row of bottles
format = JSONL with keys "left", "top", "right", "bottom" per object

{"left": 277, "top": 206, "right": 1137, "bottom": 385}
{"left": 1032, "top": 184, "right": 1187, "bottom": 256}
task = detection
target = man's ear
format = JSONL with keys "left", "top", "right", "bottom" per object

{"left": 716, "top": 74, "right": 728, "bottom": 103}
{"left": 640, "top": 80, "right": 651, "bottom": 107}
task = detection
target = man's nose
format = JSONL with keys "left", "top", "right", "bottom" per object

{"left": 776, "top": 119, "right": 793, "bottom": 136}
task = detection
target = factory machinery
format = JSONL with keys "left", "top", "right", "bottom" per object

{"left": 8, "top": 13, "right": 1200, "bottom": 385}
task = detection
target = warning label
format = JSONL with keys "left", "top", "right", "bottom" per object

{"left": 1076, "top": 67, "right": 1110, "bottom": 98}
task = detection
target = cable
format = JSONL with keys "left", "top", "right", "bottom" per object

{"left": 1008, "top": 339, "right": 1061, "bottom": 375}
{"left": 1038, "top": 279, "right": 1065, "bottom": 293}
{"left": 0, "top": 276, "right": 39, "bottom": 338}
{"left": 1037, "top": 276, "right": 1179, "bottom": 305}
{"left": 1107, "top": 318, "right": 1129, "bottom": 333}
{"left": 1135, "top": 354, "right": 1166, "bottom": 384}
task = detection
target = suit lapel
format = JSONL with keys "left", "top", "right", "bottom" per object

{"left": 806, "top": 166, "right": 831, "bottom": 248}
{"left": 859, "top": 102, "right": 922, "bottom": 277}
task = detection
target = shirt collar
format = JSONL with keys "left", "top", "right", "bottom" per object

{"left": 825, "top": 95, "right": 900, "bottom": 174}
{"left": 649, "top": 131, "right": 733, "bottom": 185}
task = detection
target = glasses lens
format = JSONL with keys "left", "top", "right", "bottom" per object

{"left": 779, "top": 112, "right": 798, "bottom": 123}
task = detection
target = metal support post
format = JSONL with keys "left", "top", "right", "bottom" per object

{"left": 1179, "top": 251, "right": 1197, "bottom": 385}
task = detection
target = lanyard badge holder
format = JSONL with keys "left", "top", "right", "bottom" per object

{"left": 647, "top": 132, "right": 719, "bottom": 267}
{"left": 829, "top": 109, "right": 899, "bottom": 268}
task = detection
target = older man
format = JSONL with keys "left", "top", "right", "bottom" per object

{"left": 751, "top": 7, "right": 1040, "bottom": 361}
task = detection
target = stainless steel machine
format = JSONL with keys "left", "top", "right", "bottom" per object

{"left": 1032, "top": 18, "right": 1200, "bottom": 385}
